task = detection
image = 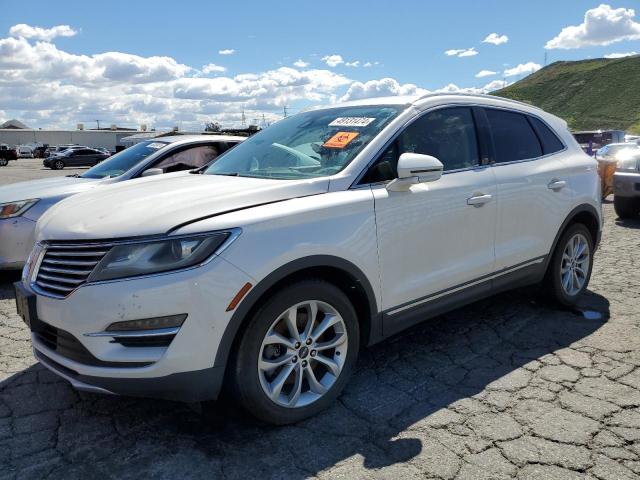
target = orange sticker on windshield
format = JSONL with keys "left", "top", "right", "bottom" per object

{"left": 323, "top": 131, "right": 359, "bottom": 149}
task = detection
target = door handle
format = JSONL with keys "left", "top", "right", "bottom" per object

{"left": 467, "top": 193, "right": 492, "bottom": 207}
{"left": 547, "top": 179, "right": 567, "bottom": 191}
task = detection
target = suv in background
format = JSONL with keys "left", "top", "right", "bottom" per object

{"left": 16, "top": 94, "right": 601, "bottom": 424}
{"left": 612, "top": 144, "right": 640, "bottom": 218}
{"left": 0, "top": 144, "right": 18, "bottom": 166}
{"left": 0, "top": 135, "right": 244, "bottom": 269}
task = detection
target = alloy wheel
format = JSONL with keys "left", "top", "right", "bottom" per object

{"left": 55, "top": 160, "right": 64, "bottom": 169}
{"left": 560, "top": 232, "right": 590, "bottom": 296}
{"left": 258, "top": 300, "right": 348, "bottom": 408}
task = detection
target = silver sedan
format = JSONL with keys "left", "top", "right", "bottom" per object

{"left": 0, "top": 135, "right": 244, "bottom": 269}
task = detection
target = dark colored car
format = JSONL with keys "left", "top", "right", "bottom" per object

{"left": 43, "top": 148, "right": 110, "bottom": 170}
{"left": 0, "top": 145, "right": 18, "bottom": 166}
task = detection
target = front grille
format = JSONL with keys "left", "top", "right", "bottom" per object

{"left": 34, "top": 321, "right": 151, "bottom": 368}
{"left": 35, "top": 243, "right": 111, "bottom": 297}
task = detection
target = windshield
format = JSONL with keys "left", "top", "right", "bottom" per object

{"left": 204, "top": 105, "right": 401, "bottom": 179}
{"left": 81, "top": 141, "right": 169, "bottom": 179}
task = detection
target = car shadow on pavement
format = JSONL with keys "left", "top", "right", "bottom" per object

{"left": 0, "top": 286, "right": 609, "bottom": 479}
{"left": 615, "top": 217, "right": 640, "bottom": 229}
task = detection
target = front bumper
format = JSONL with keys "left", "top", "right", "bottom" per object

{"left": 613, "top": 171, "right": 640, "bottom": 198}
{"left": 0, "top": 216, "right": 36, "bottom": 269}
{"left": 25, "top": 255, "right": 254, "bottom": 402}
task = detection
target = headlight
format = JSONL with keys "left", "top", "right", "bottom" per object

{"left": 0, "top": 199, "right": 38, "bottom": 219}
{"left": 88, "top": 231, "right": 237, "bottom": 282}
{"left": 616, "top": 152, "right": 640, "bottom": 172}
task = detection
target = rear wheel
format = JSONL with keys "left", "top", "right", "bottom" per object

{"left": 614, "top": 196, "right": 640, "bottom": 219}
{"left": 545, "top": 223, "right": 593, "bottom": 306}
{"left": 53, "top": 160, "right": 65, "bottom": 170}
{"left": 230, "top": 279, "right": 359, "bottom": 425}
{"left": 0, "top": 159, "right": 7, "bottom": 167}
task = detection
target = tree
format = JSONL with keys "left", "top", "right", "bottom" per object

{"left": 204, "top": 121, "right": 221, "bottom": 132}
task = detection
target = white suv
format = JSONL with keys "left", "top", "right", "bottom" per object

{"left": 16, "top": 94, "right": 602, "bottom": 424}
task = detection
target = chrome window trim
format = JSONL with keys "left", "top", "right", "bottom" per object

{"left": 352, "top": 102, "right": 568, "bottom": 187}
{"left": 31, "top": 228, "right": 241, "bottom": 299}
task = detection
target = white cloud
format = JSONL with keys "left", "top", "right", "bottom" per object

{"left": 293, "top": 59, "right": 309, "bottom": 68}
{"left": 483, "top": 33, "right": 509, "bottom": 45}
{"left": 9, "top": 23, "right": 77, "bottom": 41}
{"left": 322, "top": 54, "right": 344, "bottom": 67}
{"left": 604, "top": 51, "right": 638, "bottom": 58}
{"left": 503, "top": 62, "right": 541, "bottom": 77}
{"left": 339, "top": 78, "right": 428, "bottom": 102}
{"left": 218, "top": 48, "right": 235, "bottom": 55}
{"left": 0, "top": 34, "right": 356, "bottom": 129}
{"left": 445, "top": 48, "right": 478, "bottom": 57}
{"left": 475, "top": 69, "right": 497, "bottom": 78}
{"left": 201, "top": 63, "right": 226, "bottom": 74}
{"left": 545, "top": 4, "right": 640, "bottom": 49}
{"left": 345, "top": 60, "right": 360, "bottom": 67}
{"left": 435, "top": 79, "right": 508, "bottom": 94}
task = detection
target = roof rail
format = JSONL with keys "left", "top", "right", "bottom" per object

{"left": 414, "top": 92, "right": 542, "bottom": 111}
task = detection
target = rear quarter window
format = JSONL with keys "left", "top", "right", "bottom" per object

{"left": 528, "top": 116, "right": 565, "bottom": 155}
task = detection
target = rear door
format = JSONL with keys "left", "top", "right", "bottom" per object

{"left": 484, "top": 108, "right": 571, "bottom": 271}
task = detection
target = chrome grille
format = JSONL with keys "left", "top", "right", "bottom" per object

{"left": 35, "top": 243, "right": 111, "bottom": 297}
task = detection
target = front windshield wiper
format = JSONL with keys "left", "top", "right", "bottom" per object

{"left": 211, "top": 172, "right": 239, "bottom": 176}
{"left": 66, "top": 174, "right": 80, "bottom": 178}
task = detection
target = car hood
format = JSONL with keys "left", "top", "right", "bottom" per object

{"left": 0, "top": 176, "right": 98, "bottom": 204}
{"left": 36, "top": 173, "right": 329, "bottom": 241}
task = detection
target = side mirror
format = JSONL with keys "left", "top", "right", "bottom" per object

{"left": 387, "top": 153, "right": 443, "bottom": 191}
{"left": 141, "top": 168, "right": 163, "bottom": 177}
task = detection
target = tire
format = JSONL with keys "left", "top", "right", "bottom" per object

{"left": 53, "top": 160, "right": 65, "bottom": 170}
{"left": 0, "top": 159, "right": 7, "bottom": 167}
{"left": 230, "top": 279, "right": 360, "bottom": 425}
{"left": 545, "top": 223, "right": 594, "bottom": 307}
{"left": 614, "top": 196, "right": 640, "bottom": 219}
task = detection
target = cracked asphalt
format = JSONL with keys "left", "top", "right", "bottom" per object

{"left": 1, "top": 162, "right": 640, "bottom": 479}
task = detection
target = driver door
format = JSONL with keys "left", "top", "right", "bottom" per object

{"left": 366, "top": 107, "right": 497, "bottom": 334}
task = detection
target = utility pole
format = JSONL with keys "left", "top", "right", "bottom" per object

{"left": 261, "top": 113, "right": 267, "bottom": 128}
{"left": 95, "top": 119, "right": 101, "bottom": 130}
{"left": 283, "top": 106, "right": 288, "bottom": 118}
{"left": 241, "top": 107, "right": 246, "bottom": 127}
{"left": 544, "top": 51, "right": 548, "bottom": 66}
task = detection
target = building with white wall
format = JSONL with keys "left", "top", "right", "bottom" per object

{"left": 0, "top": 128, "right": 145, "bottom": 151}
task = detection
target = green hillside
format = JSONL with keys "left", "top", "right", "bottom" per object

{"left": 492, "top": 56, "right": 640, "bottom": 134}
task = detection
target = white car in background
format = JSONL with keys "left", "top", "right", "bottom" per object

{"left": 17, "top": 146, "right": 34, "bottom": 158}
{"left": 16, "top": 94, "right": 601, "bottom": 424}
{"left": 0, "top": 135, "right": 244, "bottom": 269}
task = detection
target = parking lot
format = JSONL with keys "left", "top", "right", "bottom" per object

{"left": 1, "top": 162, "right": 639, "bottom": 479}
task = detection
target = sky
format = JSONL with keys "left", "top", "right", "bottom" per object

{"left": 0, "top": 1, "right": 639, "bottom": 130}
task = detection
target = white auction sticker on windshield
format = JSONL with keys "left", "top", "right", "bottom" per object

{"left": 328, "top": 117, "right": 375, "bottom": 127}
{"left": 146, "top": 142, "right": 166, "bottom": 149}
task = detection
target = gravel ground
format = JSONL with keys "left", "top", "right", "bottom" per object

{"left": 0, "top": 163, "right": 639, "bottom": 479}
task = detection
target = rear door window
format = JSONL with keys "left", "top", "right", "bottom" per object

{"left": 485, "top": 109, "right": 542, "bottom": 163}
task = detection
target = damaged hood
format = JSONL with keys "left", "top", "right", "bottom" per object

{"left": 36, "top": 173, "right": 329, "bottom": 241}
{"left": 0, "top": 175, "right": 98, "bottom": 204}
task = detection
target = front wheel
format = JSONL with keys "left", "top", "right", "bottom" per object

{"left": 230, "top": 279, "right": 359, "bottom": 424}
{"left": 0, "top": 159, "right": 7, "bottom": 167}
{"left": 614, "top": 196, "right": 640, "bottom": 219}
{"left": 52, "top": 160, "right": 65, "bottom": 170}
{"left": 545, "top": 223, "right": 594, "bottom": 306}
